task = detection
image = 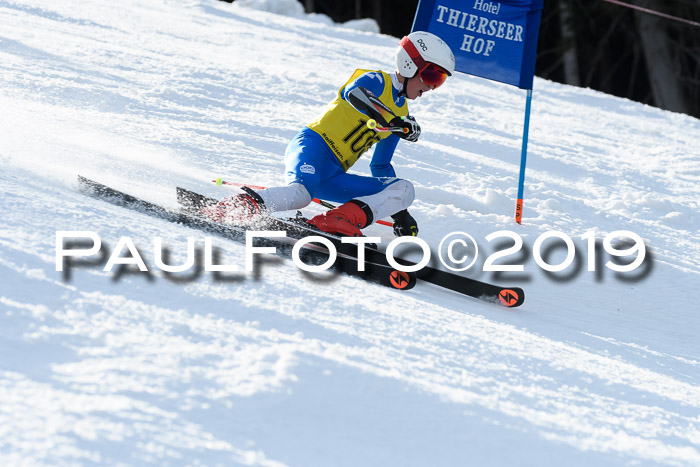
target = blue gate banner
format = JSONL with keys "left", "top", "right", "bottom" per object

{"left": 412, "top": 0, "right": 544, "bottom": 89}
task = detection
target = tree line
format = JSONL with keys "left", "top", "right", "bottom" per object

{"left": 294, "top": 0, "right": 700, "bottom": 118}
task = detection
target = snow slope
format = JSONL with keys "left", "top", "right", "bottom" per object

{"left": 1, "top": 0, "right": 699, "bottom": 465}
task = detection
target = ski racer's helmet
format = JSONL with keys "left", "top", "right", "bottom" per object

{"left": 396, "top": 31, "right": 455, "bottom": 87}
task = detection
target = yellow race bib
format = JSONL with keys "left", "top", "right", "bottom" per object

{"left": 308, "top": 69, "right": 408, "bottom": 171}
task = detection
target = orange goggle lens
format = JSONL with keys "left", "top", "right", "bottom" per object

{"left": 419, "top": 63, "right": 448, "bottom": 88}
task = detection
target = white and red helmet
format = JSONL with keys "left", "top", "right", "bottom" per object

{"left": 396, "top": 31, "right": 455, "bottom": 79}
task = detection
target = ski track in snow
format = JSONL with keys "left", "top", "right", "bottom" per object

{"left": 1, "top": 0, "right": 699, "bottom": 465}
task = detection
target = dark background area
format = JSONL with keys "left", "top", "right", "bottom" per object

{"left": 221, "top": 0, "right": 700, "bottom": 118}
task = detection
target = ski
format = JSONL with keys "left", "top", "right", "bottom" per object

{"left": 177, "top": 186, "right": 525, "bottom": 307}
{"left": 77, "top": 176, "right": 416, "bottom": 291}
{"left": 174, "top": 185, "right": 417, "bottom": 290}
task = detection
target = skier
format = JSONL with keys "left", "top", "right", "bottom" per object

{"left": 203, "top": 31, "right": 455, "bottom": 237}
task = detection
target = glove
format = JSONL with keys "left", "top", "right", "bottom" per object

{"left": 389, "top": 116, "right": 421, "bottom": 142}
{"left": 391, "top": 209, "right": 419, "bottom": 237}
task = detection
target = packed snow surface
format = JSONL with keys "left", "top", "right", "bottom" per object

{"left": 1, "top": 0, "right": 699, "bottom": 465}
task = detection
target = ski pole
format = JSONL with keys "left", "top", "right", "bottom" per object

{"left": 212, "top": 179, "right": 394, "bottom": 228}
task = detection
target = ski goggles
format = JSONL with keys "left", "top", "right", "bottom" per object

{"left": 418, "top": 63, "right": 449, "bottom": 88}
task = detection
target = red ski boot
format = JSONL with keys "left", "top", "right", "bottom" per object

{"left": 201, "top": 187, "right": 265, "bottom": 224}
{"left": 307, "top": 200, "right": 373, "bottom": 237}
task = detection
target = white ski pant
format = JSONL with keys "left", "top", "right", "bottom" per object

{"left": 257, "top": 179, "right": 415, "bottom": 225}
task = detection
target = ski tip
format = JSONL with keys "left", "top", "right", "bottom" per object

{"left": 176, "top": 187, "right": 218, "bottom": 211}
{"left": 77, "top": 175, "right": 107, "bottom": 196}
{"left": 498, "top": 288, "right": 524, "bottom": 307}
{"left": 77, "top": 174, "right": 92, "bottom": 188}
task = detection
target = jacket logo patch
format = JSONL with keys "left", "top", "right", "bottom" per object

{"left": 300, "top": 163, "right": 316, "bottom": 174}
